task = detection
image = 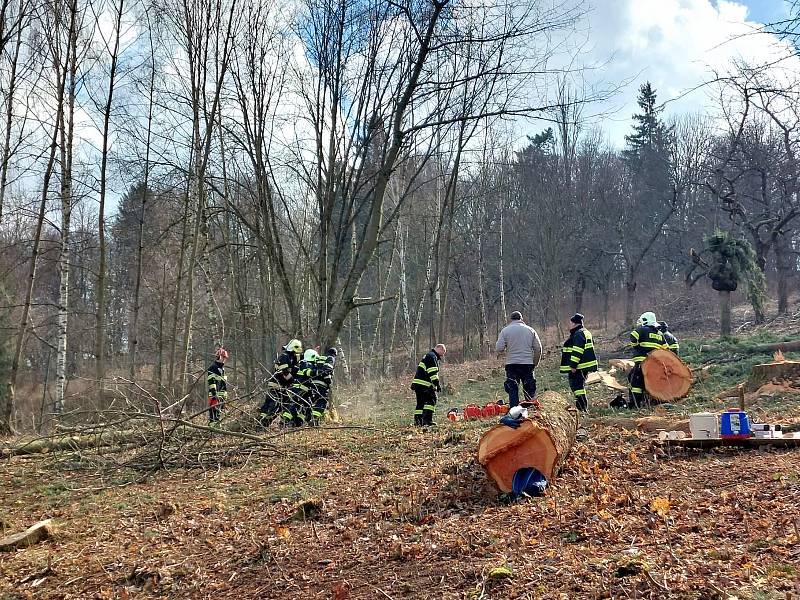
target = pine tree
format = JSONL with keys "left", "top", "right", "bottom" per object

{"left": 623, "top": 82, "right": 672, "bottom": 166}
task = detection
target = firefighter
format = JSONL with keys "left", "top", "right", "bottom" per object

{"left": 560, "top": 313, "right": 598, "bottom": 412}
{"left": 282, "top": 349, "right": 318, "bottom": 427}
{"left": 658, "top": 322, "right": 679, "bottom": 355}
{"left": 411, "top": 344, "right": 446, "bottom": 426}
{"left": 627, "top": 312, "right": 667, "bottom": 409}
{"left": 259, "top": 339, "right": 302, "bottom": 426}
{"left": 207, "top": 347, "right": 229, "bottom": 425}
{"left": 307, "top": 348, "right": 337, "bottom": 426}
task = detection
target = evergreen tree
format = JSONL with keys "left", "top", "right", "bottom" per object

{"left": 623, "top": 82, "right": 672, "bottom": 166}
{"left": 618, "top": 82, "right": 677, "bottom": 324}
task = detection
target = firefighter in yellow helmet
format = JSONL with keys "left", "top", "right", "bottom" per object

{"left": 259, "top": 339, "right": 302, "bottom": 426}
{"left": 626, "top": 312, "right": 667, "bottom": 409}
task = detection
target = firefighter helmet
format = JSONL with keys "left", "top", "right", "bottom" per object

{"left": 637, "top": 312, "right": 657, "bottom": 327}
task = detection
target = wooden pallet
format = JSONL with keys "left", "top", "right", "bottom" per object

{"left": 659, "top": 437, "right": 800, "bottom": 449}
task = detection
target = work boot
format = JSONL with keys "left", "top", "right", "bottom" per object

{"left": 421, "top": 409, "right": 435, "bottom": 427}
{"left": 414, "top": 414, "right": 423, "bottom": 426}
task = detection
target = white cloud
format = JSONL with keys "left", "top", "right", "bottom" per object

{"left": 542, "top": 0, "right": 800, "bottom": 144}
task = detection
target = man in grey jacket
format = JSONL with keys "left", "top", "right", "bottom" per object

{"left": 495, "top": 311, "right": 543, "bottom": 408}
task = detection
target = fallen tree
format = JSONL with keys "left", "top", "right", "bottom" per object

{"left": 1, "top": 430, "right": 150, "bottom": 458}
{"left": 0, "top": 413, "right": 276, "bottom": 462}
{"left": 477, "top": 391, "right": 576, "bottom": 492}
{"left": 699, "top": 339, "right": 800, "bottom": 356}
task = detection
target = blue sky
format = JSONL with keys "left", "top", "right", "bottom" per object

{"left": 738, "top": 0, "right": 790, "bottom": 23}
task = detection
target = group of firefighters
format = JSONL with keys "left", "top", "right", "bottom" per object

{"left": 206, "top": 341, "right": 338, "bottom": 428}
{"left": 206, "top": 310, "right": 680, "bottom": 428}
{"left": 410, "top": 310, "right": 680, "bottom": 427}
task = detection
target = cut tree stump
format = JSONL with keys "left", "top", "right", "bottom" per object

{"left": 642, "top": 349, "right": 692, "bottom": 402}
{"left": 0, "top": 519, "right": 55, "bottom": 552}
{"left": 746, "top": 360, "right": 800, "bottom": 392}
{"left": 477, "top": 391, "right": 576, "bottom": 492}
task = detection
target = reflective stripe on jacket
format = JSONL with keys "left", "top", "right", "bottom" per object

{"left": 560, "top": 327, "right": 598, "bottom": 373}
{"left": 268, "top": 350, "right": 299, "bottom": 389}
{"left": 662, "top": 331, "right": 679, "bottom": 355}
{"left": 207, "top": 361, "right": 228, "bottom": 399}
{"left": 630, "top": 325, "right": 667, "bottom": 363}
{"left": 411, "top": 350, "right": 440, "bottom": 390}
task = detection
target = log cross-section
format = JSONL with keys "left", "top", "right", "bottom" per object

{"left": 477, "top": 391, "right": 577, "bottom": 492}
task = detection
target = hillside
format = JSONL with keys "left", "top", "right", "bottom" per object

{"left": 2, "top": 333, "right": 800, "bottom": 599}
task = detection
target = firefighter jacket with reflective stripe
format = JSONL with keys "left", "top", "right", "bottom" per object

{"left": 312, "top": 357, "right": 335, "bottom": 393}
{"left": 662, "top": 331, "right": 679, "bottom": 355}
{"left": 207, "top": 361, "right": 228, "bottom": 399}
{"left": 268, "top": 350, "right": 299, "bottom": 389}
{"left": 411, "top": 350, "right": 441, "bottom": 390}
{"left": 291, "top": 360, "right": 316, "bottom": 395}
{"left": 630, "top": 325, "right": 667, "bottom": 363}
{"left": 560, "top": 326, "right": 598, "bottom": 373}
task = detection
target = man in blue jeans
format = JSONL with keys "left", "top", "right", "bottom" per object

{"left": 495, "top": 311, "right": 543, "bottom": 408}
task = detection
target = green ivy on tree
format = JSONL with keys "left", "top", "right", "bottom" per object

{"left": 687, "top": 230, "right": 766, "bottom": 336}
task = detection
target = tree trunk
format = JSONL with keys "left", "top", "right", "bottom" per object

{"left": 746, "top": 359, "right": 800, "bottom": 392}
{"left": 477, "top": 231, "right": 488, "bottom": 355}
{"left": 624, "top": 278, "right": 636, "bottom": 326}
{"left": 155, "top": 264, "right": 167, "bottom": 390}
{"left": 2, "top": 67, "right": 63, "bottom": 436}
{"left": 573, "top": 273, "right": 585, "bottom": 313}
{"left": 641, "top": 349, "right": 692, "bottom": 402}
{"left": 498, "top": 188, "right": 507, "bottom": 322}
{"left": 0, "top": 0, "right": 24, "bottom": 227}
{"left": 478, "top": 391, "right": 576, "bottom": 492}
{"left": 720, "top": 290, "right": 732, "bottom": 338}
{"left": 55, "top": 2, "right": 79, "bottom": 418}
{"left": 167, "top": 187, "right": 191, "bottom": 393}
{"left": 95, "top": 0, "right": 124, "bottom": 391}
{"left": 129, "top": 15, "right": 155, "bottom": 381}
{"left": 775, "top": 237, "right": 792, "bottom": 315}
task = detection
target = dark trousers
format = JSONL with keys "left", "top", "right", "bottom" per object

{"left": 414, "top": 387, "right": 437, "bottom": 425}
{"left": 307, "top": 390, "right": 329, "bottom": 426}
{"left": 281, "top": 389, "right": 309, "bottom": 427}
{"left": 504, "top": 364, "right": 536, "bottom": 408}
{"left": 628, "top": 364, "right": 646, "bottom": 408}
{"left": 259, "top": 388, "right": 287, "bottom": 426}
{"left": 568, "top": 370, "right": 588, "bottom": 412}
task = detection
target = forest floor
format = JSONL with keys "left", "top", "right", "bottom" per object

{"left": 3, "top": 329, "right": 800, "bottom": 599}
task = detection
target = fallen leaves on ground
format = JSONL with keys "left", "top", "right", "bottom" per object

{"left": 1, "top": 416, "right": 799, "bottom": 599}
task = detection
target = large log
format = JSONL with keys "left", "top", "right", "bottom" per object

{"left": 477, "top": 391, "right": 576, "bottom": 492}
{"left": 0, "top": 519, "right": 55, "bottom": 552}
{"left": 642, "top": 349, "right": 692, "bottom": 402}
